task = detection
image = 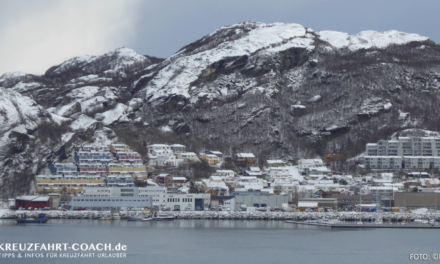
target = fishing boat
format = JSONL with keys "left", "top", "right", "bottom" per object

{"left": 16, "top": 214, "right": 48, "bottom": 224}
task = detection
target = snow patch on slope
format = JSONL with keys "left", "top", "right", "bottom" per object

{"left": 143, "top": 22, "right": 314, "bottom": 103}
{"left": 70, "top": 114, "right": 98, "bottom": 131}
{"left": 318, "top": 30, "right": 428, "bottom": 51}
{"left": 95, "top": 103, "right": 127, "bottom": 125}
{"left": 50, "top": 47, "right": 150, "bottom": 75}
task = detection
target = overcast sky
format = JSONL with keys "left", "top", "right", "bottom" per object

{"left": 0, "top": 0, "right": 439, "bottom": 76}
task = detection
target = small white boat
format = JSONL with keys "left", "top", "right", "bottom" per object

{"left": 141, "top": 217, "right": 153, "bottom": 221}
{"left": 414, "top": 218, "right": 428, "bottom": 224}
{"left": 113, "top": 213, "right": 121, "bottom": 220}
{"left": 153, "top": 212, "right": 175, "bottom": 221}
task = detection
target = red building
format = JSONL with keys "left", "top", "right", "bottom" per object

{"left": 15, "top": 196, "right": 50, "bottom": 209}
{"left": 156, "top": 174, "right": 172, "bottom": 185}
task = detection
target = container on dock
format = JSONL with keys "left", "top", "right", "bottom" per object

{"left": 391, "top": 208, "right": 400, "bottom": 213}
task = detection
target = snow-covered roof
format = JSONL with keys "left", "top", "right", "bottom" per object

{"left": 209, "top": 176, "right": 223, "bottom": 181}
{"left": 170, "top": 144, "right": 186, "bottom": 147}
{"left": 216, "top": 170, "right": 234, "bottom": 173}
{"left": 16, "top": 196, "right": 40, "bottom": 201}
{"left": 237, "top": 153, "right": 255, "bottom": 158}
{"left": 32, "top": 197, "right": 50, "bottom": 202}
{"left": 180, "top": 152, "right": 197, "bottom": 155}
{"left": 267, "top": 160, "right": 285, "bottom": 164}
{"left": 245, "top": 171, "right": 262, "bottom": 176}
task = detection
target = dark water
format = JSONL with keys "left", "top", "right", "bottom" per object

{"left": 0, "top": 219, "right": 436, "bottom": 264}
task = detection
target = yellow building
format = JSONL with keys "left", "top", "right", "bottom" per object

{"left": 201, "top": 154, "right": 219, "bottom": 165}
{"left": 36, "top": 175, "right": 105, "bottom": 194}
{"left": 106, "top": 163, "right": 148, "bottom": 180}
{"left": 109, "top": 144, "right": 130, "bottom": 153}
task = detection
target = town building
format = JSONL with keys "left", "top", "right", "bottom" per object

{"left": 114, "top": 151, "right": 142, "bottom": 164}
{"left": 82, "top": 186, "right": 167, "bottom": 205}
{"left": 201, "top": 176, "right": 229, "bottom": 196}
{"left": 36, "top": 175, "right": 105, "bottom": 193}
{"left": 210, "top": 196, "right": 235, "bottom": 211}
{"left": 236, "top": 153, "right": 256, "bottom": 164}
{"left": 325, "top": 153, "right": 342, "bottom": 163}
{"left": 298, "top": 198, "right": 338, "bottom": 209}
{"left": 106, "top": 163, "right": 148, "bottom": 180}
{"left": 109, "top": 144, "right": 130, "bottom": 153}
{"left": 77, "top": 163, "right": 107, "bottom": 176}
{"left": 364, "top": 137, "right": 440, "bottom": 169}
{"left": 165, "top": 193, "right": 211, "bottom": 211}
{"left": 176, "top": 152, "right": 199, "bottom": 162}
{"left": 170, "top": 144, "right": 186, "bottom": 154}
{"left": 215, "top": 170, "right": 235, "bottom": 177}
{"left": 70, "top": 196, "right": 152, "bottom": 209}
{"left": 147, "top": 144, "right": 171, "bottom": 154}
{"left": 74, "top": 151, "right": 114, "bottom": 164}
{"left": 232, "top": 191, "right": 289, "bottom": 209}
{"left": 298, "top": 159, "right": 324, "bottom": 169}
{"left": 267, "top": 160, "right": 286, "bottom": 167}
{"left": 207, "top": 151, "right": 223, "bottom": 159}
{"left": 149, "top": 150, "right": 177, "bottom": 166}
{"left": 15, "top": 196, "right": 50, "bottom": 210}
{"left": 48, "top": 163, "right": 78, "bottom": 175}
{"left": 200, "top": 154, "right": 219, "bottom": 165}
{"left": 105, "top": 175, "right": 135, "bottom": 187}
{"left": 332, "top": 194, "right": 384, "bottom": 208}
{"left": 394, "top": 192, "right": 440, "bottom": 208}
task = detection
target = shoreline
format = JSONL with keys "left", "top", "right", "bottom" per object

{"left": 1, "top": 210, "right": 438, "bottom": 222}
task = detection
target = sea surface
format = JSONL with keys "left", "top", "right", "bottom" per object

{"left": 0, "top": 219, "right": 436, "bottom": 264}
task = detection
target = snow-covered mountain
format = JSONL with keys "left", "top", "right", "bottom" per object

{"left": 1, "top": 21, "right": 439, "bottom": 195}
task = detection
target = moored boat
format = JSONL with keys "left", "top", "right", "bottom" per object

{"left": 152, "top": 212, "right": 175, "bottom": 221}
{"left": 16, "top": 214, "right": 48, "bottom": 224}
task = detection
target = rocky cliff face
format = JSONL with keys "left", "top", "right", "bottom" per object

{"left": 1, "top": 22, "right": 440, "bottom": 195}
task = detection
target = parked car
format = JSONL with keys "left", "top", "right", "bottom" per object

{"left": 304, "top": 208, "right": 313, "bottom": 212}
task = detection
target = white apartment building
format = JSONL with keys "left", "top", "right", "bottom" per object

{"left": 298, "top": 159, "right": 324, "bottom": 169}
{"left": 215, "top": 170, "right": 235, "bottom": 177}
{"left": 176, "top": 152, "right": 199, "bottom": 162}
{"left": 170, "top": 144, "right": 186, "bottom": 154}
{"left": 364, "top": 137, "right": 440, "bottom": 169}
{"left": 147, "top": 144, "right": 171, "bottom": 154}
{"left": 360, "top": 186, "right": 398, "bottom": 197}
{"left": 82, "top": 186, "right": 167, "bottom": 205}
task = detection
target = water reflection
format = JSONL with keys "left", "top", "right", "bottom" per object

{"left": 0, "top": 219, "right": 438, "bottom": 264}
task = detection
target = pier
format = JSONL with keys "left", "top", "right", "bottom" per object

{"left": 330, "top": 223, "right": 440, "bottom": 229}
